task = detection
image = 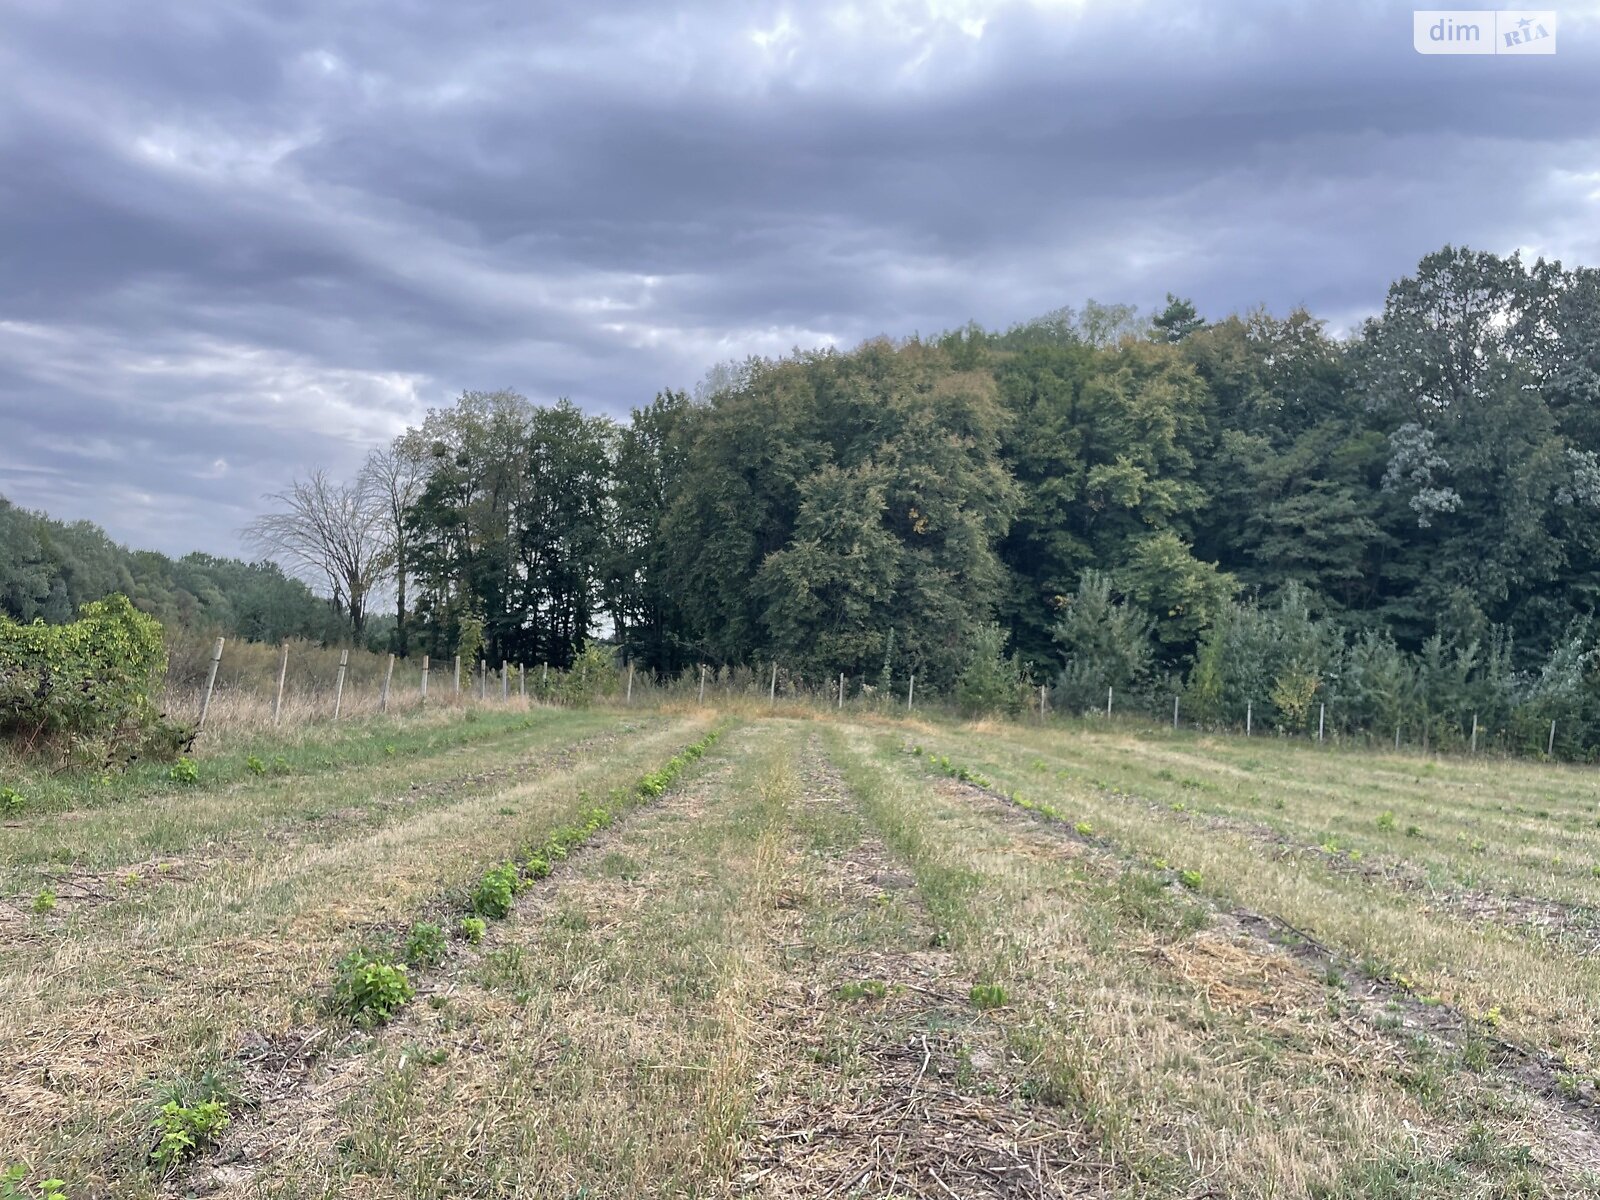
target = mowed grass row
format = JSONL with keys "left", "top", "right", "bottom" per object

{"left": 215, "top": 721, "right": 1107, "bottom": 1199}
{"left": 0, "top": 700, "right": 594, "bottom": 820}
{"left": 227, "top": 720, "right": 800, "bottom": 1198}
{"left": 832, "top": 724, "right": 1599, "bottom": 1198}
{"left": 1001, "top": 722, "right": 1600, "bottom": 905}
{"left": 0, "top": 708, "right": 644, "bottom": 895}
{"left": 0, "top": 713, "right": 716, "bottom": 1195}
{"left": 911, "top": 722, "right": 1600, "bottom": 1079}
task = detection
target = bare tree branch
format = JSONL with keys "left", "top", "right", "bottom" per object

{"left": 244, "top": 469, "right": 390, "bottom": 636}
{"left": 360, "top": 440, "right": 429, "bottom": 653}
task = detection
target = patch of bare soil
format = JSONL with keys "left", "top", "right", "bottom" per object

{"left": 738, "top": 749, "right": 1112, "bottom": 1199}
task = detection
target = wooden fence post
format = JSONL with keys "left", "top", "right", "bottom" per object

{"left": 907, "top": 673, "right": 915, "bottom": 711}
{"left": 627, "top": 664, "right": 635, "bottom": 705}
{"left": 479, "top": 659, "right": 486, "bottom": 700}
{"left": 1246, "top": 700, "right": 1253, "bottom": 737}
{"left": 1174, "top": 695, "right": 1180, "bottom": 729}
{"left": 1106, "top": 686, "right": 1113, "bottom": 719}
{"left": 381, "top": 653, "right": 395, "bottom": 713}
{"left": 1318, "top": 703, "right": 1325, "bottom": 743}
{"left": 272, "top": 640, "right": 289, "bottom": 728}
{"left": 502, "top": 660, "right": 509, "bottom": 701}
{"left": 421, "top": 655, "right": 430, "bottom": 701}
{"left": 1040, "top": 684, "right": 1047, "bottom": 723}
{"left": 1395, "top": 724, "right": 1400, "bottom": 752}
{"left": 454, "top": 655, "right": 461, "bottom": 695}
{"left": 333, "top": 649, "right": 349, "bottom": 720}
{"left": 699, "top": 664, "right": 707, "bottom": 704}
{"left": 520, "top": 663, "right": 526, "bottom": 699}
{"left": 1549, "top": 719, "right": 1557, "bottom": 758}
{"left": 839, "top": 672, "right": 845, "bottom": 709}
{"left": 198, "top": 636, "right": 225, "bottom": 732}
{"left": 770, "top": 662, "right": 778, "bottom": 705}
{"left": 1470, "top": 713, "right": 1478, "bottom": 754}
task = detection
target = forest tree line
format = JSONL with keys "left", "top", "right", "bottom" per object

{"left": 13, "top": 245, "right": 1600, "bottom": 750}
{"left": 0, "top": 496, "right": 348, "bottom": 643}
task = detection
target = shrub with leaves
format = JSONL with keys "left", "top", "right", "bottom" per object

{"left": 1052, "top": 570, "right": 1156, "bottom": 713}
{"left": 31, "top": 888, "right": 55, "bottom": 914}
{"left": 332, "top": 949, "right": 415, "bottom": 1025}
{"left": 0, "top": 594, "right": 181, "bottom": 761}
{"left": 168, "top": 757, "right": 199, "bottom": 785}
{"left": 458, "top": 916, "right": 486, "bottom": 945}
{"left": 560, "top": 642, "right": 619, "bottom": 705}
{"left": 955, "top": 623, "right": 1032, "bottom": 717}
{"left": 149, "top": 1099, "right": 230, "bottom": 1172}
{"left": 403, "top": 921, "right": 446, "bottom": 968}
{"left": 244, "top": 755, "right": 266, "bottom": 776}
{"left": 0, "top": 786, "right": 24, "bottom": 816}
{"left": 471, "top": 865, "right": 518, "bottom": 919}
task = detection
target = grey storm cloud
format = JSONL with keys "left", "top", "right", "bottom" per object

{"left": 2, "top": 0, "right": 1598, "bottom": 556}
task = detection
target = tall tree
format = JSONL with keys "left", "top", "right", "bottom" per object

{"left": 607, "top": 390, "right": 695, "bottom": 675}
{"left": 242, "top": 470, "right": 389, "bottom": 636}
{"left": 361, "top": 440, "right": 429, "bottom": 656}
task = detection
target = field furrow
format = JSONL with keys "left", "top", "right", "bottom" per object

{"left": 10, "top": 710, "right": 1600, "bottom": 1200}
{"left": 834, "top": 723, "right": 1600, "bottom": 1197}
{"left": 0, "top": 714, "right": 714, "bottom": 1194}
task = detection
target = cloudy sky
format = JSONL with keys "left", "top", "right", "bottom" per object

{"left": 2, "top": 0, "right": 1598, "bottom": 558}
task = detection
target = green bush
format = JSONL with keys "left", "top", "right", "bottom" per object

{"left": 560, "top": 642, "right": 618, "bottom": 705}
{"left": 955, "top": 623, "right": 1031, "bottom": 717}
{"left": 168, "top": 757, "right": 199, "bottom": 785}
{"left": 0, "top": 595, "right": 180, "bottom": 760}
{"left": 332, "top": 950, "right": 415, "bottom": 1025}
{"left": 403, "top": 922, "right": 446, "bottom": 968}
{"left": 0, "top": 786, "right": 23, "bottom": 816}
{"left": 31, "top": 887, "right": 55, "bottom": 914}
{"left": 458, "top": 916, "right": 486, "bottom": 945}
{"left": 149, "top": 1100, "right": 230, "bottom": 1172}
{"left": 471, "top": 865, "right": 518, "bottom": 919}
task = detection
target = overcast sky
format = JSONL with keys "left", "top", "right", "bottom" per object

{"left": 2, "top": 0, "right": 1598, "bottom": 558}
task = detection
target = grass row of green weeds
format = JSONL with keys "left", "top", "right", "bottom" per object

{"left": 1, "top": 710, "right": 630, "bottom": 892}
{"left": 912, "top": 725, "right": 1600, "bottom": 1083}
{"left": 993, "top": 725, "right": 1600, "bottom": 905}
{"left": 0, "top": 707, "right": 582, "bottom": 818}
{"left": 840, "top": 723, "right": 1589, "bottom": 1198}
{"left": 1, "top": 715, "right": 712, "bottom": 1197}
{"left": 265, "top": 724, "right": 788, "bottom": 1197}
{"left": 117, "top": 726, "right": 730, "bottom": 1187}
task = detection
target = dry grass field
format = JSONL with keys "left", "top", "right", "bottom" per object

{"left": 4, "top": 705, "right": 1600, "bottom": 1198}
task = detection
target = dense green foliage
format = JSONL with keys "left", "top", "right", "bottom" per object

{"left": 0, "top": 595, "right": 176, "bottom": 758}
{"left": 15, "top": 245, "right": 1600, "bottom": 754}
{"left": 332, "top": 949, "right": 415, "bottom": 1025}
{"left": 326, "top": 247, "right": 1600, "bottom": 749}
{"left": 0, "top": 496, "right": 342, "bottom": 642}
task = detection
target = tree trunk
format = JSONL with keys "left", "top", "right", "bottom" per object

{"left": 395, "top": 549, "right": 409, "bottom": 657}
